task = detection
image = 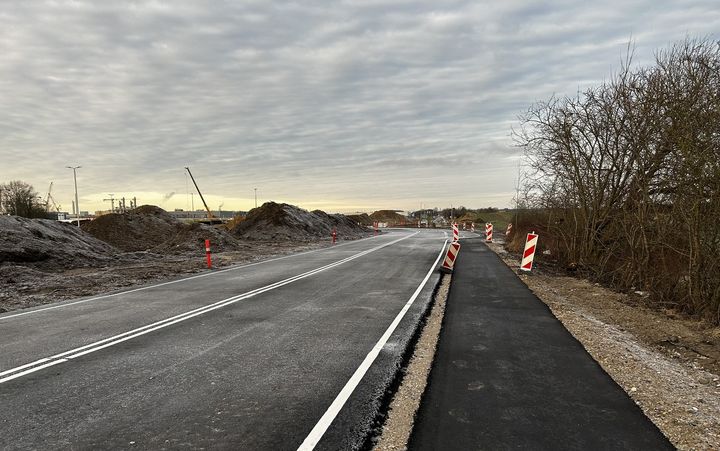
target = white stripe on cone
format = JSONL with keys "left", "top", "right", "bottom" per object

{"left": 440, "top": 241, "right": 461, "bottom": 272}
{"left": 520, "top": 232, "right": 539, "bottom": 271}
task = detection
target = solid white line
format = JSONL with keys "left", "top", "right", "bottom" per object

{"left": 0, "top": 358, "right": 50, "bottom": 377}
{"left": 297, "top": 239, "right": 449, "bottom": 450}
{"left": 0, "top": 232, "right": 419, "bottom": 384}
{"left": 0, "top": 359, "right": 68, "bottom": 384}
{"left": 0, "top": 235, "right": 382, "bottom": 321}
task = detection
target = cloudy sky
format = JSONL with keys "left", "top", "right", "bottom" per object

{"left": 1, "top": 1, "right": 718, "bottom": 214}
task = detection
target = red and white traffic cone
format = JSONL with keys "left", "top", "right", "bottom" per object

{"left": 332, "top": 227, "right": 337, "bottom": 244}
{"left": 439, "top": 241, "right": 461, "bottom": 273}
{"left": 506, "top": 222, "right": 513, "bottom": 236}
{"left": 520, "top": 232, "right": 539, "bottom": 272}
{"left": 485, "top": 223, "right": 493, "bottom": 242}
{"left": 205, "top": 239, "right": 212, "bottom": 269}
{"left": 452, "top": 223, "right": 459, "bottom": 242}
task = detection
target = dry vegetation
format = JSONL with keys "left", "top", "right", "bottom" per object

{"left": 514, "top": 37, "right": 720, "bottom": 324}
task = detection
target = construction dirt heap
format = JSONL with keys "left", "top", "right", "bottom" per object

{"left": 346, "top": 213, "right": 373, "bottom": 226}
{"left": 370, "top": 210, "right": 407, "bottom": 225}
{"left": 0, "top": 215, "right": 119, "bottom": 269}
{"left": 81, "top": 205, "right": 242, "bottom": 253}
{"left": 230, "top": 202, "right": 371, "bottom": 241}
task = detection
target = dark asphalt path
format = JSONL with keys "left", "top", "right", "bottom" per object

{"left": 410, "top": 238, "right": 674, "bottom": 450}
{"left": 0, "top": 229, "right": 452, "bottom": 450}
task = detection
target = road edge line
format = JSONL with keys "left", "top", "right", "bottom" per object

{"left": 297, "top": 239, "right": 449, "bottom": 450}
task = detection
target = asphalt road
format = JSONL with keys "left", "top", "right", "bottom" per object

{"left": 0, "top": 229, "right": 453, "bottom": 450}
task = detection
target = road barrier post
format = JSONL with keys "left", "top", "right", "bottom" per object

{"left": 520, "top": 232, "right": 539, "bottom": 272}
{"left": 471, "top": 222, "right": 475, "bottom": 233}
{"left": 332, "top": 227, "right": 337, "bottom": 245}
{"left": 205, "top": 239, "right": 212, "bottom": 269}
{"left": 506, "top": 222, "right": 513, "bottom": 237}
{"left": 485, "top": 223, "right": 493, "bottom": 242}
{"left": 439, "top": 241, "right": 461, "bottom": 273}
{"left": 452, "top": 223, "right": 459, "bottom": 242}
{"left": 374, "top": 221, "right": 378, "bottom": 236}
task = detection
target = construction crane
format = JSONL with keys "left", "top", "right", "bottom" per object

{"left": 44, "top": 182, "right": 61, "bottom": 213}
{"left": 184, "top": 167, "right": 216, "bottom": 221}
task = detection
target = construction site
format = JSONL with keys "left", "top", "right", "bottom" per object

{"left": 0, "top": 199, "right": 382, "bottom": 312}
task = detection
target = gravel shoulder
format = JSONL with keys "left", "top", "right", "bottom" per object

{"left": 487, "top": 238, "right": 720, "bottom": 451}
{"left": 373, "top": 274, "right": 450, "bottom": 451}
{"left": 0, "top": 241, "right": 325, "bottom": 313}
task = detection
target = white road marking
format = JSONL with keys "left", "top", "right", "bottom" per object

{"left": 0, "top": 232, "right": 419, "bottom": 385}
{"left": 0, "top": 234, "right": 381, "bottom": 321}
{"left": 297, "top": 239, "right": 449, "bottom": 450}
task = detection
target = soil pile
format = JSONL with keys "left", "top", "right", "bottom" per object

{"left": 82, "top": 205, "right": 242, "bottom": 253}
{"left": 0, "top": 215, "right": 119, "bottom": 269}
{"left": 347, "top": 213, "right": 373, "bottom": 226}
{"left": 230, "top": 202, "right": 370, "bottom": 241}
{"left": 370, "top": 210, "right": 407, "bottom": 225}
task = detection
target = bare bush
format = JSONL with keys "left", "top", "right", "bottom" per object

{"left": 514, "top": 37, "right": 720, "bottom": 323}
{"left": 0, "top": 180, "right": 47, "bottom": 219}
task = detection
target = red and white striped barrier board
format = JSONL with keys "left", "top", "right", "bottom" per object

{"left": 452, "top": 223, "right": 459, "bottom": 242}
{"left": 471, "top": 222, "right": 475, "bottom": 232}
{"left": 205, "top": 239, "right": 212, "bottom": 269}
{"left": 485, "top": 223, "right": 493, "bottom": 242}
{"left": 520, "top": 232, "right": 539, "bottom": 271}
{"left": 506, "top": 223, "right": 513, "bottom": 236}
{"left": 439, "top": 241, "right": 461, "bottom": 273}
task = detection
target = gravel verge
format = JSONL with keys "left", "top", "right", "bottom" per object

{"left": 373, "top": 274, "right": 450, "bottom": 451}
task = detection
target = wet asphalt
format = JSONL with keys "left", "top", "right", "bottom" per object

{"left": 409, "top": 237, "right": 674, "bottom": 450}
{"left": 0, "top": 229, "right": 448, "bottom": 450}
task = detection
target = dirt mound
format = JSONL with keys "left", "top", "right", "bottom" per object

{"left": 82, "top": 205, "right": 242, "bottom": 253}
{"left": 156, "top": 222, "right": 243, "bottom": 253}
{"left": 230, "top": 202, "right": 370, "bottom": 241}
{"left": 0, "top": 215, "right": 119, "bottom": 269}
{"left": 347, "top": 213, "right": 373, "bottom": 226}
{"left": 370, "top": 210, "right": 408, "bottom": 225}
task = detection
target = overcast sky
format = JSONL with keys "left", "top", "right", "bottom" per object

{"left": 1, "top": 1, "right": 718, "bottom": 214}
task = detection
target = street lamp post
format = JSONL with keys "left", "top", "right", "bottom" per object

{"left": 254, "top": 188, "right": 257, "bottom": 209}
{"left": 67, "top": 166, "right": 81, "bottom": 226}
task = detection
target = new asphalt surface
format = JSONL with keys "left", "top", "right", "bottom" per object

{"left": 409, "top": 237, "right": 674, "bottom": 450}
{"left": 0, "top": 229, "right": 452, "bottom": 450}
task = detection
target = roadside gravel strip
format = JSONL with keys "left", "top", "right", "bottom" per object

{"left": 373, "top": 275, "right": 450, "bottom": 451}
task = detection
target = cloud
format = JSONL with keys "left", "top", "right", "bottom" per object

{"left": 1, "top": 0, "right": 718, "bottom": 212}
